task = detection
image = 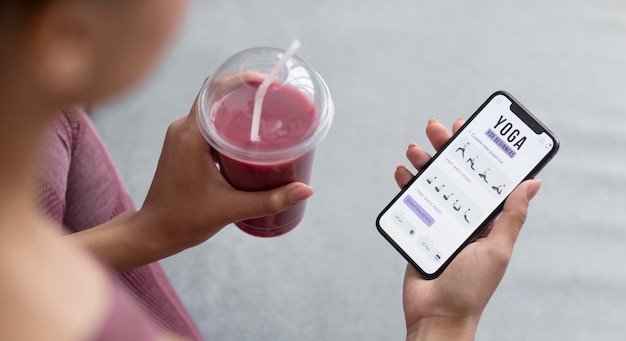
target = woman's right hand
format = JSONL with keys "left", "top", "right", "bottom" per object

{"left": 394, "top": 118, "right": 541, "bottom": 341}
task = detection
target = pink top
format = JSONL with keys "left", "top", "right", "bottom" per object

{"left": 35, "top": 108, "right": 203, "bottom": 340}
{"left": 92, "top": 281, "right": 164, "bottom": 341}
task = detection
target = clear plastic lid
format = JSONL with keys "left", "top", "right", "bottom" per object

{"left": 196, "top": 47, "right": 334, "bottom": 165}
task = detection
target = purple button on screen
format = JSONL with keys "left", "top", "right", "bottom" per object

{"left": 403, "top": 195, "right": 435, "bottom": 227}
{"left": 485, "top": 128, "right": 517, "bottom": 158}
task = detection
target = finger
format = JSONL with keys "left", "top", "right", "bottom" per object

{"left": 395, "top": 165, "right": 415, "bottom": 189}
{"left": 406, "top": 143, "right": 432, "bottom": 170}
{"left": 227, "top": 182, "right": 314, "bottom": 220}
{"left": 452, "top": 118, "right": 465, "bottom": 134}
{"left": 486, "top": 179, "right": 542, "bottom": 250}
{"left": 182, "top": 89, "right": 210, "bottom": 144}
{"left": 425, "top": 118, "right": 453, "bottom": 151}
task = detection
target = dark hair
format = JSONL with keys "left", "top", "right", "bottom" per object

{"left": 1, "top": 0, "right": 51, "bottom": 10}
{"left": 0, "top": 0, "right": 51, "bottom": 61}
{"left": 0, "top": 0, "right": 51, "bottom": 21}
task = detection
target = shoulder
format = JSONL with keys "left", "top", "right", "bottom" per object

{"left": 46, "top": 107, "right": 91, "bottom": 154}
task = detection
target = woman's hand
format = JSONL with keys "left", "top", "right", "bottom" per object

{"left": 71, "top": 79, "right": 313, "bottom": 272}
{"left": 395, "top": 118, "right": 541, "bottom": 341}
{"left": 137, "top": 92, "right": 313, "bottom": 254}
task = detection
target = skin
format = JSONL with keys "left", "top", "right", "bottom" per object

{"left": 0, "top": 0, "right": 309, "bottom": 339}
{"left": 0, "top": 0, "right": 539, "bottom": 339}
{"left": 71, "top": 95, "right": 313, "bottom": 271}
{"left": 66, "top": 69, "right": 312, "bottom": 271}
{"left": 0, "top": 1, "right": 193, "bottom": 338}
{"left": 395, "top": 118, "right": 542, "bottom": 341}
{"left": 20, "top": 0, "right": 312, "bottom": 274}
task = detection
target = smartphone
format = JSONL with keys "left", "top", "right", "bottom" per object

{"left": 376, "top": 91, "right": 559, "bottom": 279}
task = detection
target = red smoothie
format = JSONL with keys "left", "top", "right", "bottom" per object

{"left": 211, "top": 79, "right": 319, "bottom": 237}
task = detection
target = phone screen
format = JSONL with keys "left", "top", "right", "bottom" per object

{"left": 377, "top": 92, "right": 559, "bottom": 278}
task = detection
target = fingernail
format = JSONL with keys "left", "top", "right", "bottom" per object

{"left": 407, "top": 142, "right": 418, "bottom": 151}
{"left": 526, "top": 179, "right": 542, "bottom": 201}
{"left": 428, "top": 118, "right": 438, "bottom": 124}
{"left": 288, "top": 185, "right": 314, "bottom": 204}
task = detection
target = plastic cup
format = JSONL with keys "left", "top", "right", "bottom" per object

{"left": 196, "top": 46, "right": 334, "bottom": 237}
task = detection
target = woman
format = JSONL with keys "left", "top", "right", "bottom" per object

{"left": 0, "top": 0, "right": 309, "bottom": 339}
{"left": 0, "top": 0, "right": 540, "bottom": 339}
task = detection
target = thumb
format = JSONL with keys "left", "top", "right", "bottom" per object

{"left": 228, "top": 182, "right": 314, "bottom": 220}
{"left": 488, "top": 179, "right": 542, "bottom": 249}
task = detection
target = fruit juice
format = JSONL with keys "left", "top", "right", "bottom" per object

{"left": 211, "top": 79, "right": 319, "bottom": 237}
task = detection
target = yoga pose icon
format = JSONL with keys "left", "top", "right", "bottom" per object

{"left": 435, "top": 184, "right": 445, "bottom": 192}
{"left": 452, "top": 200, "right": 462, "bottom": 211}
{"left": 427, "top": 176, "right": 437, "bottom": 184}
{"left": 479, "top": 168, "right": 490, "bottom": 183}
{"left": 464, "top": 208, "right": 472, "bottom": 223}
{"left": 455, "top": 142, "right": 470, "bottom": 158}
{"left": 491, "top": 183, "right": 506, "bottom": 195}
{"left": 466, "top": 155, "right": 479, "bottom": 171}
{"left": 443, "top": 192, "right": 454, "bottom": 201}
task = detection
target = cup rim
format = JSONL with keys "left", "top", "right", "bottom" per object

{"left": 196, "top": 47, "right": 334, "bottom": 165}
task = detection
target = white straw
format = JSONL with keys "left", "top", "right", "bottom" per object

{"left": 250, "top": 39, "right": 301, "bottom": 142}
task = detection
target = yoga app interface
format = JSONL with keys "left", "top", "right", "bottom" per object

{"left": 378, "top": 94, "right": 555, "bottom": 275}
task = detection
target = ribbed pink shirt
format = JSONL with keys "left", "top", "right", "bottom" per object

{"left": 35, "top": 108, "right": 204, "bottom": 341}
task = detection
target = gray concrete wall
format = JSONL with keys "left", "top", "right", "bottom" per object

{"left": 92, "top": 1, "right": 626, "bottom": 340}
